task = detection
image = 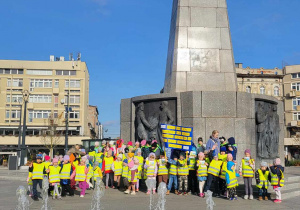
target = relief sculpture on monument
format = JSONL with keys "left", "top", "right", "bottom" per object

{"left": 256, "top": 100, "right": 280, "bottom": 159}
{"left": 135, "top": 100, "right": 176, "bottom": 146}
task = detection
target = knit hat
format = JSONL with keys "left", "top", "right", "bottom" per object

{"left": 220, "top": 146, "right": 227, "bottom": 152}
{"left": 117, "top": 154, "right": 123, "bottom": 159}
{"left": 128, "top": 153, "right": 134, "bottom": 158}
{"left": 102, "top": 140, "right": 106, "bottom": 145}
{"left": 141, "top": 140, "right": 146, "bottom": 147}
{"left": 124, "top": 148, "right": 129, "bottom": 154}
{"left": 52, "top": 158, "right": 58, "bottom": 163}
{"left": 244, "top": 149, "right": 251, "bottom": 155}
{"left": 198, "top": 152, "right": 205, "bottom": 159}
{"left": 109, "top": 141, "right": 114, "bottom": 145}
{"left": 261, "top": 162, "right": 268, "bottom": 167}
{"left": 227, "top": 153, "right": 233, "bottom": 161}
{"left": 45, "top": 156, "right": 50, "bottom": 161}
{"left": 148, "top": 152, "right": 156, "bottom": 159}
{"left": 81, "top": 156, "right": 87, "bottom": 162}
{"left": 274, "top": 158, "right": 281, "bottom": 166}
{"left": 135, "top": 141, "right": 140, "bottom": 145}
{"left": 63, "top": 155, "right": 70, "bottom": 161}
{"left": 136, "top": 148, "right": 141, "bottom": 154}
{"left": 228, "top": 137, "right": 235, "bottom": 145}
{"left": 151, "top": 142, "right": 158, "bottom": 148}
{"left": 95, "top": 141, "right": 100, "bottom": 147}
{"left": 151, "top": 140, "right": 158, "bottom": 144}
{"left": 128, "top": 141, "right": 133, "bottom": 146}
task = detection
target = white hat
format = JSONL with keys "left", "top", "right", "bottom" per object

{"left": 109, "top": 141, "right": 114, "bottom": 145}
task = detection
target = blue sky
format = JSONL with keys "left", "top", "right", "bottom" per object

{"left": 0, "top": 0, "right": 299, "bottom": 139}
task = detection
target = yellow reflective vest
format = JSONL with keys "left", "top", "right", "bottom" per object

{"left": 188, "top": 158, "right": 196, "bottom": 171}
{"left": 32, "top": 163, "right": 45, "bottom": 180}
{"left": 158, "top": 159, "right": 168, "bottom": 175}
{"left": 146, "top": 160, "right": 156, "bottom": 176}
{"left": 93, "top": 166, "right": 102, "bottom": 181}
{"left": 197, "top": 160, "right": 208, "bottom": 177}
{"left": 207, "top": 160, "right": 222, "bottom": 177}
{"left": 104, "top": 157, "right": 114, "bottom": 171}
{"left": 242, "top": 159, "right": 254, "bottom": 178}
{"left": 49, "top": 165, "right": 61, "bottom": 183}
{"left": 75, "top": 165, "right": 86, "bottom": 181}
{"left": 89, "top": 151, "right": 96, "bottom": 162}
{"left": 256, "top": 169, "right": 269, "bottom": 189}
{"left": 122, "top": 160, "right": 129, "bottom": 178}
{"left": 178, "top": 159, "right": 188, "bottom": 176}
{"left": 219, "top": 162, "right": 227, "bottom": 180}
{"left": 226, "top": 170, "right": 238, "bottom": 189}
{"left": 113, "top": 161, "right": 123, "bottom": 176}
{"left": 60, "top": 163, "right": 71, "bottom": 180}
{"left": 95, "top": 153, "right": 103, "bottom": 163}
{"left": 44, "top": 162, "right": 51, "bottom": 170}
{"left": 271, "top": 169, "right": 284, "bottom": 187}
{"left": 218, "top": 154, "right": 227, "bottom": 162}
{"left": 169, "top": 163, "right": 178, "bottom": 175}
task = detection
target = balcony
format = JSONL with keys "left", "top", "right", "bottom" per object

{"left": 290, "top": 91, "right": 296, "bottom": 97}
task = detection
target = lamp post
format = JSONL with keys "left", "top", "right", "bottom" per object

{"left": 20, "top": 90, "right": 30, "bottom": 166}
{"left": 17, "top": 99, "right": 22, "bottom": 148}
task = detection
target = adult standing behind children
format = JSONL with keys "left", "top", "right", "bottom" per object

{"left": 205, "top": 130, "right": 220, "bottom": 158}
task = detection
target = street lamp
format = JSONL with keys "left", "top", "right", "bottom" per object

{"left": 65, "top": 89, "right": 70, "bottom": 155}
{"left": 17, "top": 98, "right": 22, "bottom": 150}
{"left": 20, "top": 90, "right": 30, "bottom": 166}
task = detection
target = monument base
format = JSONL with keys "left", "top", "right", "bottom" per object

{"left": 121, "top": 91, "right": 284, "bottom": 165}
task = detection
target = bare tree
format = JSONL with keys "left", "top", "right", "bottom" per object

{"left": 40, "top": 113, "right": 64, "bottom": 158}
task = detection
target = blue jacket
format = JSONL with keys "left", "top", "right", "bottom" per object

{"left": 206, "top": 137, "right": 220, "bottom": 157}
{"left": 225, "top": 161, "right": 239, "bottom": 184}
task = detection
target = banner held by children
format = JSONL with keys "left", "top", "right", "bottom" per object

{"left": 161, "top": 124, "right": 193, "bottom": 151}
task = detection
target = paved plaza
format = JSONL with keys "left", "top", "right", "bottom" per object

{"left": 1, "top": 172, "right": 300, "bottom": 210}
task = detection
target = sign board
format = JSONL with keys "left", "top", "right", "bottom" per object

{"left": 161, "top": 124, "right": 193, "bottom": 151}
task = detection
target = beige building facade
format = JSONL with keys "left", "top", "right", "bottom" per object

{"left": 236, "top": 63, "right": 284, "bottom": 101}
{"left": 88, "top": 105, "right": 101, "bottom": 139}
{"left": 0, "top": 57, "right": 90, "bottom": 149}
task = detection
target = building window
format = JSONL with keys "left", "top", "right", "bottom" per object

{"left": 65, "top": 80, "right": 80, "bottom": 88}
{"left": 67, "top": 111, "right": 80, "bottom": 119}
{"left": 29, "top": 95, "right": 52, "bottom": 103}
{"left": 54, "top": 111, "right": 58, "bottom": 118}
{"left": 11, "top": 95, "right": 23, "bottom": 103}
{"left": 246, "top": 86, "right": 251, "bottom": 93}
{"left": 292, "top": 98, "right": 300, "bottom": 110}
{"left": 260, "top": 86, "right": 265, "bottom": 95}
{"left": 56, "top": 70, "right": 76, "bottom": 76}
{"left": 274, "top": 87, "right": 279, "bottom": 96}
{"left": 293, "top": 112, "right": 300, "bottom": 121}
{"left": 11, "top": 110, "right": 20, "bottom": 119}
{"left": 6, "top": 95, "right": 10, "bottom": 103}
{"left": 54, "top": 95, "right": 59, "bottom": 107}
{"left": 5, "top": 110, "right": 10, "bottom": 118}
{"left": 30, "top": 79, "right": 52, "bottom": 88}
{"left": 292, "top": 73, "right": 300, "bottom": 79}
{"left": 66, "top": 95, "right": 80, "bottom": 104}
{"left": 26, "top": 70, "right": 53, "bottom": 75}
{"left": 7, "top": 79, "right": 23, "bottom": 87}
{"left": 0, "top": 69, "right": 23, "bottom": 74}
{"left": 54, "top": 80, "right": 59, "bottom": 88}
{"left": 28, "top": 110, "right": 51, "bottom": 122}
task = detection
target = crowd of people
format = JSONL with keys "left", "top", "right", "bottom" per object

{"left": 27, "top": 130, "right": 285, "bottom": 204}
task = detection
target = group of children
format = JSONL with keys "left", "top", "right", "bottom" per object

{"left": 27, "top": 139, "right": 285, "bottom": 204}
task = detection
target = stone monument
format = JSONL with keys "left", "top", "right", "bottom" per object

{"left": 120, "top": 0, "right": 284, "bottom": 165}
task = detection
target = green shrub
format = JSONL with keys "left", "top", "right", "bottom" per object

{"left": 286, "top": 159, "right": 300, "bottom": 166}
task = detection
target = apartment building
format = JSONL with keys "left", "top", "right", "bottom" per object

{"left": 283, "top": 65, "right": 300, "bottom": 159}
{"left": 236, "top": 63, "right": 284, "bottom": 101}
{"left": 0, "top": 56, "right": 90, "bottom": 150}
{"left": 88, "top": 105, "right": 102, "bottom": 139}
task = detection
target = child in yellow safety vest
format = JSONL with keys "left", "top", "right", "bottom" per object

{"left": 166, "top": 157, "right": 178, "bottom": 195}
{"left": 157, "top": 153, "right": 168, "bottom": 185}
{"left": 44, "top": 155, "right": 51, "bottom": 170}
{"left": 29, "top": 155, "right": 46, "bottom": 201}
{"left": 255, "top": 161, "right": 271, "bottom": 201}
{"left": 144, "top": 153, "right": 157, "bottom": 195}
{"left": 102, "top": 150, "right": 115, "bottom": 189}
{"left": 177, "top": 152, "right": 189, "bottom": 195}
{"left": 218, "top": 146, "right": 228, "bottom": 197}
{"left": 125, "top": 154, "right": 139, "bottom": 195}
{"left": 122, "top": 151, "right": 130, "bottom": 191}
{"left": 46, "top": 158, "right": 62, "bottom": 199}
{"left": 204, "top": 155, "right": 223, "bottom": 196}
{"left": 270, "top": 158, "right": 284, "bottom": 204}
{"left": 226, "top": 161, "right": 239, "bottom": 201}
{"left": 188, "top": 151, "right": 197, "bottom": 195}
{"left": 93, "top": 161, "right": 103, "bottom": 183}
{"left": 135, "top": 148, "right": 144, "bottom": 192}
{"left": 26, "top": 161, "right": 33, "bottom": 197}
{"left": 112, "top": 154, "right": 123, "bottom": 189}
{"left": 197, "top": 152, "right": 208, "bottom": 198}
{"left": 70, "top": 156, "right": 89, "bottom": 198}
{"left": 60, "top": 155, "right": 74, "bottom": 197}
{"left": 238, "top": 149, "right": 255, "bottom": 200}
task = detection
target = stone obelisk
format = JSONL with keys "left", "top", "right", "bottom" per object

{"left": 164, "top": 0, "right": 237, "bottom": 93}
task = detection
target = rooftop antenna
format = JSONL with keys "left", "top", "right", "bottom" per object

{"left": 77, "top": 52, "right": 81, "bottom": 61}
{"left": 69, "top": 53, "right": 73, "bottom": 61}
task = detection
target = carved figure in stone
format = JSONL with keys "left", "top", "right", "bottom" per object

{"left": 157, "top": 101, "right": 175, "bottom": 146}
{"left": 256, "top": 101, "right": 280, "bottom": 159}
{"left": 136, "top": 102, "right": 153, "bottom": 142}
{"left": 256, "top": 102, "right": 268, "bottom": 158}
